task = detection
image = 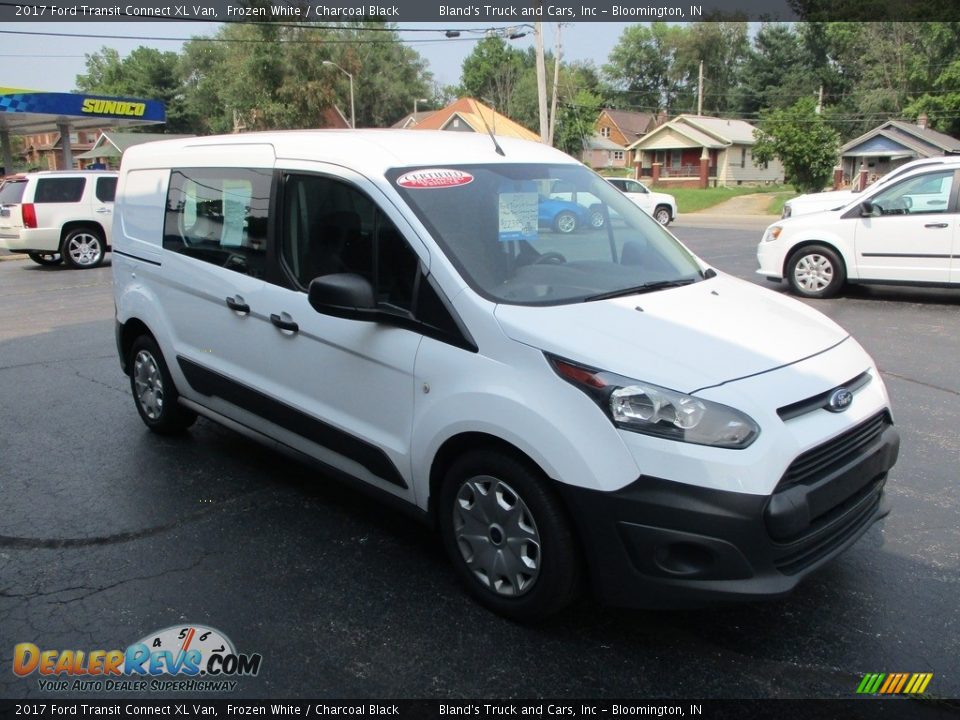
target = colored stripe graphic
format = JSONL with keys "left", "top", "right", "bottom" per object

{"left": 857, "top": 672, "right": 932, "bottom": 694}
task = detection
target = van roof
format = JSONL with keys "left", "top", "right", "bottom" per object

{"left": 119, "top": 129, "right": 577, "bottom": 175}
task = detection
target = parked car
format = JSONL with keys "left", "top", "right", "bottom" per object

{"left": 0, "top": 170, "right": 117, "bottom": 268}
{"left": 781, "top": 156, "right": 960, "bottom": 219}
{"left": 537, "top": 196, "right": 595, "bottom": 233}
{"left": 113, "top": 131, "right": 898, "bottom": 620}
{"left": 759, "top": 157, "right": 960, "bottom": 297}
{"left": 607, "top": 177, "right": 677, "bottom": 225}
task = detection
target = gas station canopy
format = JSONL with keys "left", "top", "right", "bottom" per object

{"left": 0, "top": 87, "right": 165, "bottom": 172}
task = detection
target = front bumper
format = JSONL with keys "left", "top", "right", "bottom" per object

{"left": 756, "top": 238, "right": 785, "bottom": 280}
{"left": 557, "top": 420, "right": 898, "bottom": 608}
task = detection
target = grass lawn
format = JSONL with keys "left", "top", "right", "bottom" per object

{"left": 650, "top": 184, "right": 795, "bottom": 214}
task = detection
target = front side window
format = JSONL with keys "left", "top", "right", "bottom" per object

{"left": 163, "top": 168, "right": 271, "bottom": 278}
{"left": 867, "top": 170, "right": 955, "bottom": 216}
{"left": 280, "top": 174, "right": 420, "bottom": 313}
{"left": 34, "top": 177, "right": 85, "bottom": 203}
{"left": 389, "top": 163, "right": 703, "bottom": 306}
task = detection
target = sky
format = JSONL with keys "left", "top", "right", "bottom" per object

{"left": 1, "top": 21, "right": 633, "bottom": 96}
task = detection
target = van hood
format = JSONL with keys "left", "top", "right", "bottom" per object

{"left": 494, "top": 275, "right": 849, "bottom": 393}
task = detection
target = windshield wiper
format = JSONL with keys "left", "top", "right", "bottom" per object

{"left": 584, "top": 278, "right": 697, "bottom": 302}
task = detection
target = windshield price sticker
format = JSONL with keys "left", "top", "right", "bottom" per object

{"left": 498, "top": 192, "right": 539, "bottom": 242}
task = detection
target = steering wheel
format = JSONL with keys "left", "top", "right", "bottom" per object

{"left": 533, "top": 251, "right": 567, "bottom": 265}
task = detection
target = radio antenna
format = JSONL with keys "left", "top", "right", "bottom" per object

{"left": 477, "top": 100, "right": 505, "bottom": 156}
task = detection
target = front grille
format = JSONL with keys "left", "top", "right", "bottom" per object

{"left": 779, "top": 411, "right": 891, "bottom": 489}
{"left": 774, "top": 476, "right": 885, "bottom": 575}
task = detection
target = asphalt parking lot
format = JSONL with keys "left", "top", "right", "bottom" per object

{"left": 0, "top": 220, "right": 958, "bottom": 703}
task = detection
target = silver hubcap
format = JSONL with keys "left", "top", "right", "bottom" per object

{"left": 133, "top": 350, "right": 164, "bottom": 421}
{"left": 794, "top": 254, "right": 834, "bottom": 292}
{"left": 655, "top": 209, "right": 670, "bottom": 224}
{"left": 66, "top": 233, "right": 102, "bottom": 266}
{"left": 557, "top": 214, "right": 576, "bottom": 233}
{"left": 590, "top": 211, "right": 604, "bottom": 228}
{"left": 453, "top": 476, "right": 541, "bottom": 597}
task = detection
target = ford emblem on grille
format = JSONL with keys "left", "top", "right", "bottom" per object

{"left": 827, "top": 387, "right": 854, "bottom": 412}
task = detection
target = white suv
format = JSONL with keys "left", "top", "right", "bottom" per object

{"left": 0, "top": 170, "right": 117, "bottom": 268}
{"left": 759, "top": 158, "right": 960, "bottom": 297}
{"left": 112, "top": 131, "right": 898, "bottom": 620}
{"left": 607, "top": 177, "right": 677, "bottom": 225}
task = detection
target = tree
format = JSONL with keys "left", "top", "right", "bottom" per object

{"left": 603, "top": 23, "right": 682, "bottom": 113}
{"left": 753, "top": 98, "right": 840, "bottom": 193}
{"left": 734, "top": 24, "right": 817, "bottom": 116}
{"left": 458, "top": 37, "right": 527, "bottom": 119}
{"left": 76, "top": 47, "right": 196, "bottom": 133}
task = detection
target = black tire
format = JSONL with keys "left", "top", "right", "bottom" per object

{"left": 61, "top": 227, "right": 105, "bottom": 269}
{"left": 553, "top": 211, "right": 578, "bottom": 234}
{"left": 128, "top": 335, "right": 197, "bottom": 434}
{"left": 786, "top": 244, "right": 846, "bottom": 299}
{"left": 27, "top": 251, "right": 62, "bottom": 266}
{"left": 653, "top": 205, "right": 672, "bottom": 225}
{"left": 438, "top": 449, "right": 581, "bottom": 621}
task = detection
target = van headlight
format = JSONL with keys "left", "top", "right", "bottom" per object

{"left": 764, "top": 225, "right": 783, "bottom": 242}
{"left": 548, "top": 355, "right": 759, "bottom": 449}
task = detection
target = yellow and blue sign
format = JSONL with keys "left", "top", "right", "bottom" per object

{"left": 0, "top": 87, "right": 164, "bottom": 123}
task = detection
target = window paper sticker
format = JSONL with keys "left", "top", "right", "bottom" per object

{"left": 221, "top": 179, "right": 253, "bottom": 247}
{"left": 498, "top": 192, "right": 538, "bottom": 242}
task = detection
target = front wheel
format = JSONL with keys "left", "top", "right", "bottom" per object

{"left": 589, "top": 205, "right": 606, "bottom": 229}
{"left": 438, "top": 450, "right": 581, "bottom": 621}
{"left": 554, "top": 211, "right": 577, "bottom": 234}
{"left": 61, "top": 228, "right": 105, "bottom": 269}
{"left": 653, "top": 205, "right": 672, "bottom": 225}
{"left": 28, "top": 251, "right": 61, "bottom": 266}
{"left": 128, "top": 335, "right": 197, "bottom": 434}
{"left": 786, "top": 245, "right": 846, "bottom": 299}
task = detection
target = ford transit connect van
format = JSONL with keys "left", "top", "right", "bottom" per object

{"left": 113, "top": 131, "right": 899, "bottom": 620}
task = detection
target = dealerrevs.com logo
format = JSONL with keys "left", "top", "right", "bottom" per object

{"left": 13, "top": 625, "right": 262, "bottom": 693}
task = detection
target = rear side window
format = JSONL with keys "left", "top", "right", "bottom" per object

{"left": 96, "top": 177, "right": 117, "bottom": 202}
{"left": 163, "top": 168, "right": 271, "bottom": 278}
{"left": 0, "top": 180, "right": 26, "bottom": 203}
{"left": 34, "top": 177, "right": 85, "bottom": 203}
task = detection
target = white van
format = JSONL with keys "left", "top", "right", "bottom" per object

{"left": 113, "top": 131, "right": 899, "bottom": 620}
{"left": 759, "top": 157, "right": 960, "bottom": 297}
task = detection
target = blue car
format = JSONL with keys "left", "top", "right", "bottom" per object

{"left": 538, "top": 197, "right": 595, "bottom": 234}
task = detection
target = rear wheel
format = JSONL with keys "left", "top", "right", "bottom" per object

{"left": 787, "top": 244, "right": 846, "bottom": 299}
{"left": 438, "top": 450, "right": 581, "bottom": 621}
{"left": 27, "top": 252, "right": 61, "bottom": 266}
{"left": 129, "top": 335, "right": 196, "bottom": 434}
{"left": 61, "top": 227, "right": 105, "bottom": 269}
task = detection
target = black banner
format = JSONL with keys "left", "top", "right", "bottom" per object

{"left": 1, "top": 699, "right": 959, "bottom": 720}
{"left": 2, "top": 0, "right": 960, "bottom": 22}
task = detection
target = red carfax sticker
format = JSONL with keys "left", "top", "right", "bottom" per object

{"left": 396, "top": 169, "right": 474, "bottom": 189}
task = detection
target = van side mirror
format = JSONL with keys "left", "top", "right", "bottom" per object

{"left": 308, "top": 273, "right": 376, "bottom": 320}
{"left": 860, "top": 199, "right": 875, "bottom": 216}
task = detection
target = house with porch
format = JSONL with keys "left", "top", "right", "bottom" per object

{"left": 584, "top": 109, "right": 659, "bottom": 169}
{"left": 628, "top": 115, "right": 784, "bottom": 188}
{"left": 839, "top": 116, "right": 960, "bottom": 187}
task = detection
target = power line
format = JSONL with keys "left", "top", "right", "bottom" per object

{"left": 0, "top": 28, "right": 494, "bottom": 44}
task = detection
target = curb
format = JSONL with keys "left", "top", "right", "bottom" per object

{"left": 0, "top": 252, "right": 28, "bottom": 262}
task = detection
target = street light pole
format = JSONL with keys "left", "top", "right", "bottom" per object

{"left": 323, "top": 60, "right": 355, "bottom": 129}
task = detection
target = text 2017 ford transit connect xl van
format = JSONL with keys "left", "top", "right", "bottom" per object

{"left": 112, "top": 131, "right": 899, "bottom": 620}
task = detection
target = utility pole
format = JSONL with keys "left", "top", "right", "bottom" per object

{"left": 816, "top": 85, "right": 824, "bottom": 114}
{"left": 548, "top": 23, "right": 562, "bottom": 146}
{"left": 535, "top": 20, "right": 549, "bottom": 144}
{"left": 697, "top": 60, "right": 704, "bottom": 116}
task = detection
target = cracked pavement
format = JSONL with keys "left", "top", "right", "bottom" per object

{"left": 0, "top": 242, "right": 957, "bottom": 703}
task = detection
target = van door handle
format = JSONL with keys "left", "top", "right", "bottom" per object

{"left": 924, "top": 222, "right": 949, "bottom": 228}
{"left": 270, "top": 314, "right": 299, "bottom": 333}
{"left": 225, "top": 296, "right": 250, "bottom": 314}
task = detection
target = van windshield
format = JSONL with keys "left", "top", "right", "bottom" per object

{"left": 387, "top": 164, "right": 702, "bottom": 305}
